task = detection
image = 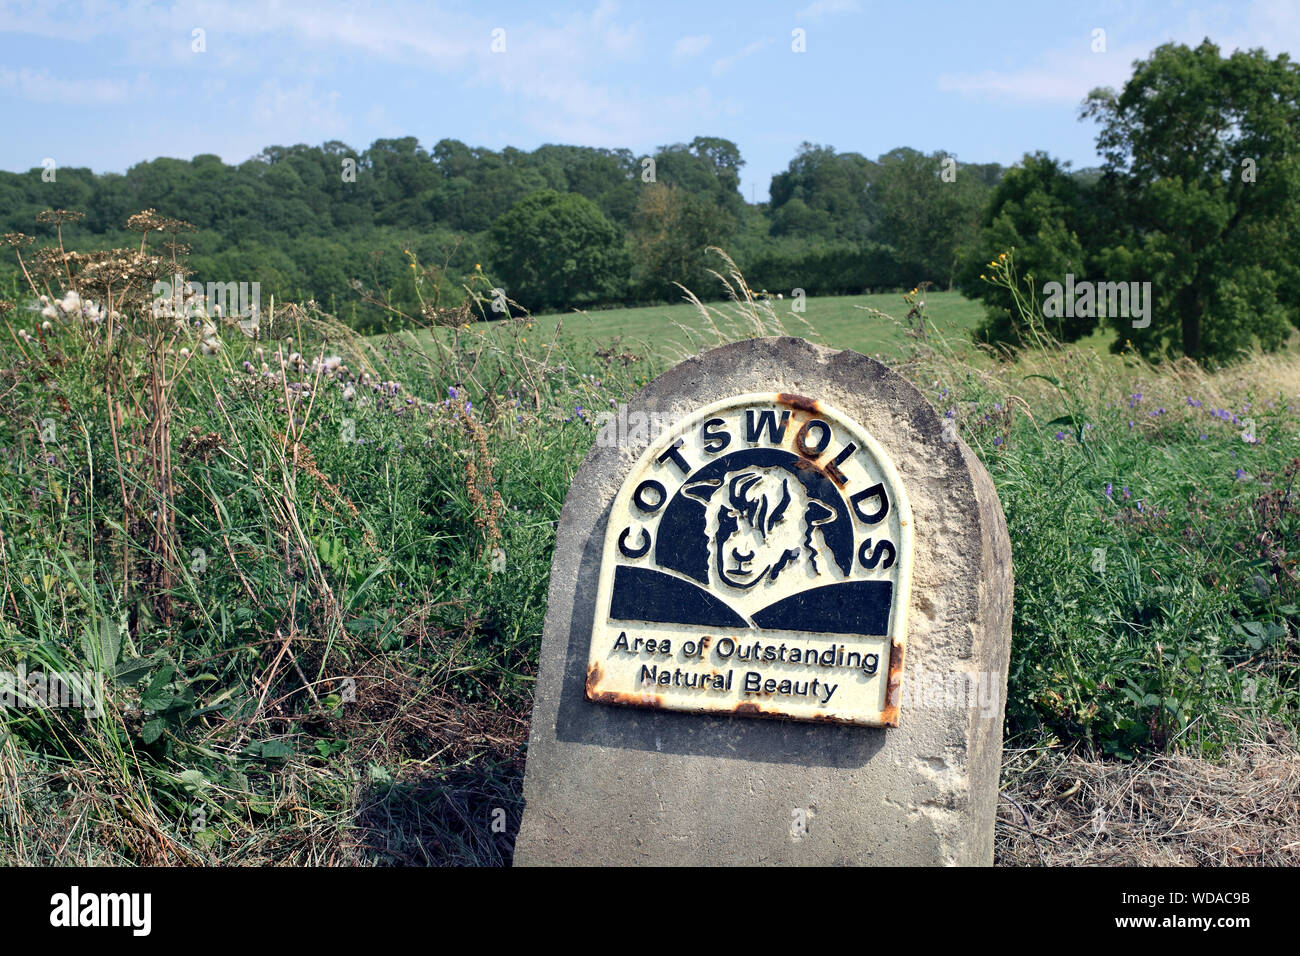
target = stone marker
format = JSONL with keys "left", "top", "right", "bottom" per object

{"left": 515, "top": 337, "right": 1012, "bottom": 866}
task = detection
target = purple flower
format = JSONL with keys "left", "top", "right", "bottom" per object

{"left": 1122, "top": 486, "right": 1131, "bottom": 500}
{"left": 993, "top": 436, "right": 1003, "bottom": 446}
{"left": 1054, "top": 431, "right": 1066, "bottom": 441}
{"left": 448, "top": 386, "right": 458, "bottom": 400}
{"left": 1235, "top": 468, "right": 1247, "bottom": 480}
{"left": 1105, "top": 482, "right": 1113, "bottom": 499}
{"left": 1199, "top": 434, "right": 1208, "bottom": 441}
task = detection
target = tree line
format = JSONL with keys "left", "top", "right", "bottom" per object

{"left": 2, "top": 40, "right": 1296, "bottom": 362}
{"left": 0, "top": 135, "right": 1002, "bottom": 328}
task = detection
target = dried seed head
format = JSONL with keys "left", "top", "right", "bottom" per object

{"left": 36, "top": 209, "right": 85, "bottom": 226}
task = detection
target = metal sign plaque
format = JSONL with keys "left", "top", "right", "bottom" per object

{"left": 586, "top": 392, "right": 913, "bottom": 727}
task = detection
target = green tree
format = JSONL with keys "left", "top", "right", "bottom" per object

{"left": 630, "top": 182, "right": 738, "bottom": 300}
{"left": 958, "top": 153, "right": 1097, "bottom": 345}
{"left": 872, "top": 148, "right": 991, "bottom": 289}
{"left": 1082, "top": 40, "right": 1300, "bottom": 361}
{"left": 488, "top": 190, "right": 629, "bottom": 312}
{"left": 769, "top": 142, "right": 877, "bottom": 240}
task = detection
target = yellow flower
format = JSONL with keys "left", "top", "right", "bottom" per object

{"left": 475, "top": 263, "right": 482, "bottom": 270}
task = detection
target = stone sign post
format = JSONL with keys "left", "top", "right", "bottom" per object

{"left": 516, "top": 337, "right": 1012, "bottom": 865}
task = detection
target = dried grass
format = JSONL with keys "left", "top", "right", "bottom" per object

{"left": 997, "top": 722, "right": 1300, "bottom": 866}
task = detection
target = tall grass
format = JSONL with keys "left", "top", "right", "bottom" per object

{"left": 0, "top": 229, "right": 1296, "bottom": 865}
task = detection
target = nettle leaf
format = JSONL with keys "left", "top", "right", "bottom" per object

{"left": 139, "top": 666, "right": 176, "bottom": 712}
{"left": 177, "top": 769, "right": 207, "bottom": 791}
{"left": 1236, "top": 619, "right": 1286, "bottom": 650}
{"left": 141, "top": 718, "right": 166, "bottom": 744}
{"left": 113, "top": 656, "right": 155, "bottom": 685}
{"left": 81, "top": 619, "right": 121, "bottom": 668}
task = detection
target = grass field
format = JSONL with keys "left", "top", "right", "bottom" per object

{"left": 2, "top": 252, "right": 1299, "bottom": 865}
{"left": 403, "top": 289, "right": 987, "bottom": 371}
{"left": 530, "top": 289, "right": 985, "bottom": 361}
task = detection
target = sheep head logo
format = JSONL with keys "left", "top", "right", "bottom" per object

{"left": 682, "top": 466, "right": 838, "bottom": 591}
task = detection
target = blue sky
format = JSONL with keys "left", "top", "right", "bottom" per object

{"left": 1, "top": 0, "right": 1297, "bottom": 201}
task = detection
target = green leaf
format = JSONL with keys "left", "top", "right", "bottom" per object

{"left": 250, "top": 740, "right": 293, "bottom": 759}
{"left": 139, "top": 666, "right": 175, "bottom": 712}
{"left": 81, "top": 619, "right": 121, "bottom": 668}
{"left": 177, "top": 769, "right": 207, "bottom": 791}
{"left": 113, "top": 656, "right": 155, "bottom": 685}
{"left": 141, "top": 718, "right": 166, "bottom": 744}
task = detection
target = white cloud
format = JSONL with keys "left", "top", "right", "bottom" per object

{"left": 712, "top": 38, "right": 771, "bottom": 76}
{"left": 248, "top": 79, "right": 346, "bottom": 138}
{"left": 674, "top": 34, "right": 712, "bottom": 58}
{"left": 936, "top": 1, "right": 1300, "bottom": 106}
{"left": 0, "top": 67, "right": 130, "bottom": 104}
{"left": 0, "top": 1, "right": 729, "bottom": 167}
{"left": 936, "top": 49, "right": 1139, "bottom": 105}
{"left": 795, "top": 0, "right": 860, "bottom": 20}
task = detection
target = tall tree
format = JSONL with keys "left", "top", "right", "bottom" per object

{"left": 958, "top": 153, "right": 1097, "bottom": 345}
{"left": 768, "top": 142, "right": 878, "bottom": 241}
{"left": 489, "top": 190, "right": 629, "bottom": 312}
{"left": 872, "top": 148, "right": 991, "bottom": 289}
{"left": 1082, "top": 40, "right": 1300, "bottom": 361}
{"left": 630, "top": 181, "right": 737, "bottom": 300}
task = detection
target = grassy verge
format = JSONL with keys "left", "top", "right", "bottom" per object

{"left": 0, "top": 237, "right": 1297, "bottom": 864}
